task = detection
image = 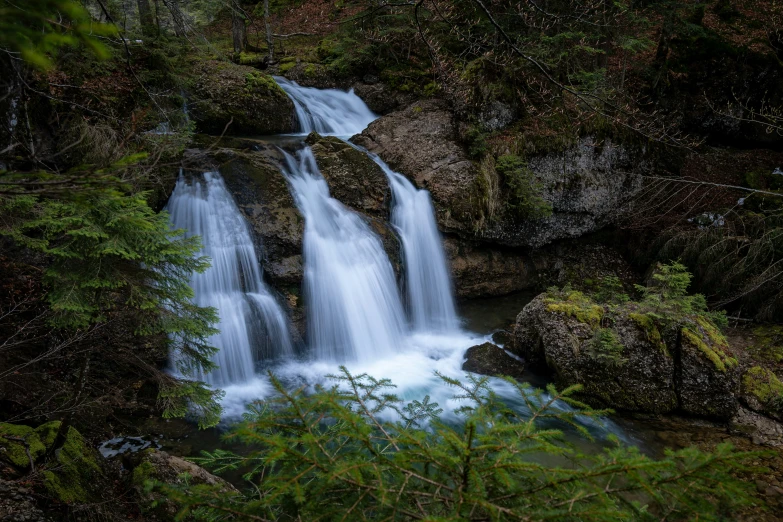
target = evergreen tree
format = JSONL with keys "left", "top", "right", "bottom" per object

{"left": 157, "top": 369, "right": 762, "bottom": 521}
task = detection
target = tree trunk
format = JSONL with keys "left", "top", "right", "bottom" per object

{"left": 161, "top": 0, "right": 187, "bottom": 36}
{"left": 232, "top": 4, "right": 247, "bottom": 54}
{"left": 264, "top": 0, "right": 274, "bottom": 62}
{"left": 137, "top": 0, "right": 155, "bottom": 36}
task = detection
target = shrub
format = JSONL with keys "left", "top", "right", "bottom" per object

{"left": 157, "top": 369, "right": 761, "bottom": 520}
{"left": 496, "top": 155, "right": 552, "bottom": 220}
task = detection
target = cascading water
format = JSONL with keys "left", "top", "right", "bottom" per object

{"left": 367, "top": 153, "right": 460, "bottom": 332}
{"left": 281, "top": 148, "right": 406, "bottom": 362}
{"left": 166, "top": 172, "right": 293, "bottom": 386}
{"left": 161, "top": 78, "right": 631, "bottom": 445}
{"left": 275, "top": 77, "right": 376, "bottom": 136}
{"left": 276, "top": 76, "right": 458, "bottom": 332}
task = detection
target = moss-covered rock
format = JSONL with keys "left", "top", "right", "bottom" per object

{"left": 186, "top": 60, "right": 295, "bottom": 135}
{"left": 741, "top": 366, "right": 783, "bottom": 421}
{"left": 0, "top": 423, "right": 46, "bottom": 470}
{"left": 307, "top": 132, "right": 391, "bottom": 218}
{"left": 511, "top": 293, "right": 739, "bottom": 418}
{"left": 128, "top": 448, "right": 238, "bottom": 519}
{"left": 354, "top": 101, "right": 647, "bottom": 249}
{"left": 0, "top": 422, "right": 106, "bottom": 504}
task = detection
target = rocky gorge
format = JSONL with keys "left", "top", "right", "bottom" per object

{"left": 2, "top": 1, "right": 783, "bottom": 519}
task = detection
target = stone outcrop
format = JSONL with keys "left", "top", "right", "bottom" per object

{"left": 444, "top": 237, "right": 534, "bottom": 298}
{"left": 188, "top": 147, "right": 304, "bottom": 289}
{"left": 306, "top": 133, "right": 391, "bottom": 218}
{"left": 0, "top": 422, "right": 107, "bottom": 505}
{"left": 462, "top": 342, "right": 526, "bottom": 379}
{"left": 511, "top": 293, "right": 740, "bottom": 419}
{"left": 128, "top": 449, "right": 237, "bottom": 520}
{"left": 353, "top": 100, "right": 647, "bottom": 248}
{"left": 187, "top": 60, "right": 295, "bottom": 135}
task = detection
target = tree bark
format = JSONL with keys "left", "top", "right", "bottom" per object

{"left": 264, "top": 0, "right": 274, "bottom": 62}
{"left": 232, "top": 3, "right": 247, "bottom": 54}
{"left": 137, "top": 0, "right": 155, "bottom": 37}
{"left": 161, "top": 0, "right": 187, "bottom": 36}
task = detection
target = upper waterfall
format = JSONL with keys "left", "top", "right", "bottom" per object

{"left": 282, "top": 148, "right": 407, "bottom": 363}
{"left": 166, "top": 172, "right": 293, "bottom": 386}
{"left": 275, "top": 77, "right": 377, "bottom": 136}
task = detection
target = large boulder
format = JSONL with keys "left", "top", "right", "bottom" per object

{"left": 353, "top": 100, "right": 647, "bottom": 248}
{"left": 512, "top": 293, "right": 740, "bottom": 418}
{"left": 129, "top": 449, "right": 238, "bottom": 520}
{"left": 462, "top": 342, "right": 526, "bottom": 379}
{"left": 0, "top": 422, "right": 107, "bottom": 505}
{"left": 186, "top": 147, "right": 304, "bottom": 289}
{"left": 187, "top": 60, "right": 295, "bottom": 135}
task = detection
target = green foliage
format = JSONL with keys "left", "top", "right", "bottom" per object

{"left": 0, "top": 0, "right": 115, "bottom": 69}
{"left": 593, "top": 276, "right": 630, "bottom": 305}
{"left": 0, "top": 166, "right": 222, "bottom": 425}
{"left": 464, "top": 125, "right": 489, "bottom": 158}
{"left": 635, "top": 261, "right": 726, "bottom": 327}
{"left": 545, "top": 288, "right": 604, "bottom": 328}
{"left": 495, "top": 155, "right": 552, "bottom": 220}
{"left": 158, "top": 369, "right": 761, "bottom": 521}
{"left": 590, "top": 328, "right": 627, "bottom": 366}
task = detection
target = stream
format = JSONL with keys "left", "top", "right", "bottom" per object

{"left": 146, "top": 77, "right": 672, "bottom": 471}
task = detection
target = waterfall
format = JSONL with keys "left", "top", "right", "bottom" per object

{"left": 276, "top": 76, "right": 459, "bottom": 333}
{"left": 368, "top": 154, "right": 459, "bottom": 332}
{"left": 275, "top": 77, "right": 377, "bottom": 136}
{"left": 281, "top": 148, "right": 406, "bottom": 362}
{"left": 166, "top": 172, "right": 293, "bottom": 386}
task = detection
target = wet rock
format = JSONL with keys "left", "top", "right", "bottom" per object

{"left": 462, "top": 342, "right": 525, "bottom": 379}
{"left": 730, "top": 406, "right": 783, "bottom": 447}
{"left": 307, "top": 133, "right": 391, "bottom": 218}
{"left": 187, "top": 60, "right": 295, "bottom": 135}
{"left": 194, "top": 147, "right": 305, "bottom": 288}
{"left": 444, "top": 237, "right": 535, "bottom": 298}
{"left": 352, "top": 82, "right": 417, "bottom": 115}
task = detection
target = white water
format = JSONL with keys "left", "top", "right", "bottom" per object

{"left": 275, "top": 76, "right": 376, "bottom": 137}
{"left": 162, "top": 80, "right": 631, "bottom": 444}
{"left": 166, "top": 172, "right": 293, "bottom": 386}
{"left": 366, "top": 152, "right": 460, "bottom": 332}
{"left": 281, "top": 148, "right": 406, "bottom": 362}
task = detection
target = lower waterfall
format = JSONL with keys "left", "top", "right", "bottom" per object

{"left": 365, "top": 152, "right": 460, "bottom": 333}
{"left": 282, "top": 148, "right": 406, "bottom": 362}
{"left": 166, "top": 172, "right": 293, "bottom": 386}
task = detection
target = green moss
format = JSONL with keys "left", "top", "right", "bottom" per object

{"left": 545, "top": 291, "right": 604, "bottom": 328}
{"left": 35, "top": 422, "right": 103, "bottom": 504}
{"left": 742, "top": 366, "right": 783, "bottom": 411}
{"left": 279, "top": 61, "right": 296, "bottom": 74}
{"left": 681, "top": 325, "right": 737, "bottom": 372}
{"left": 244, "top": 71, "right": 284, "bottom": 96}
{"left": 629, "top": 312, "right": 668, "bottom": 355}
{"left": 132, "top": 460, "right": 157, "bottom": 487}
{"left": 0, "top": 423, "right": 46, "bottom": 468}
